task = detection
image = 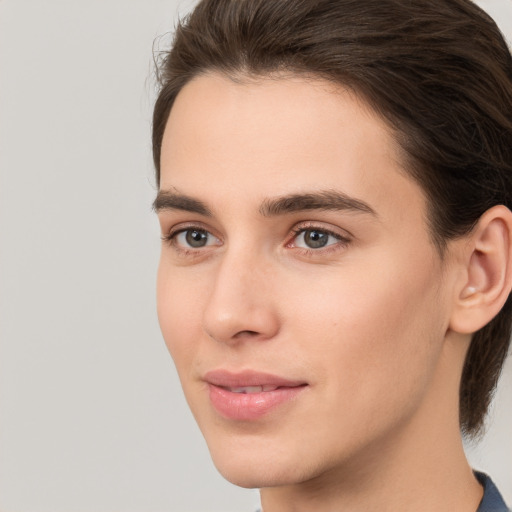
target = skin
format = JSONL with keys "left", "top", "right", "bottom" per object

{"left": 156, "top": 73, "right": 488, "bottom": 511}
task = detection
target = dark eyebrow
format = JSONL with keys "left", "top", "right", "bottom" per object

{"left": 259, "top": 190, "right": 377, "bottom": 217}
{"left": 153, "top": 189, "right": 377, "bottom": 219}
{"left": 152, "top": 190, "right": 212, "bottom": 216}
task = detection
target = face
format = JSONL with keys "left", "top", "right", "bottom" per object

{"left": 156, "top": 73, "right": 456, "bottom": 488}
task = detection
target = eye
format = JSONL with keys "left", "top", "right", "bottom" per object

{"left": 294, "top": 229, "right": 338, "bottom": 249}
{"left": 169, "top": 228, "right": 221, "bottom": 249}
{"left": 296, "top": 229, "right": 334, "bottom": 249}
{"left": 290, "top": 226, "right": 349, "bottom": 251}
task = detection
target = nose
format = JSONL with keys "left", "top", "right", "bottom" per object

{"left": 202, "top": 249, "right": 280, "bottom": 345}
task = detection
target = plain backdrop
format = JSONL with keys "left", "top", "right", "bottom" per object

{"left": 0, "top": 1, "right": 510, "bottom": 511}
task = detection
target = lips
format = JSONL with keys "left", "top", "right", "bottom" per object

{"left": 204, "top": 370, "right": 307, "bottom": 421}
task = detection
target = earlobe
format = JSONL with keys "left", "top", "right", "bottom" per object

{"left": 450, "top": 205, "right": 512, "bottom": 334}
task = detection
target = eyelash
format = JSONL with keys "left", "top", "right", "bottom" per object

{"left": 162, "top": 223, "right": 351, "bottom": 257}
{"left": 288, "top": 223, "right": 351, "bottom": 255}
{"left": 161, "top": 224, "right": 219, "bottom": 257}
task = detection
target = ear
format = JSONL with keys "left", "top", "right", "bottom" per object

{"left": 450, "top": 205, "right": 512, "bottom": 334}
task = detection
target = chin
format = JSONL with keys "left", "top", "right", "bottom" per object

{"left": 205, "top": 433, "right": 317, "bottom": 489}
{"left": 207, "top": 440, "right": 276, "bottom": 487}
{"left": 215, "top": 465, "right": 272, "bottom": 489}
{"left": 213, "top": 456, "right": 303, "bottom": 489}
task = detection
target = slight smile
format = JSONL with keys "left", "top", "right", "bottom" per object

{"left": 204, "top": 370, "right": 308, "bottom": 421}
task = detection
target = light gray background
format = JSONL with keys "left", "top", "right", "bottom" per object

{"left": 0, "top": 1, "right": 510, "bottom": 511}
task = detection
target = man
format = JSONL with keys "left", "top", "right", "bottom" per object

{"left": 152, "top": 0, "right": 512, "bottom": 510}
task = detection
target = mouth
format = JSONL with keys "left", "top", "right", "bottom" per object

{"left": 222, "top": 384, "right": 287, "bottom": 393}
{"left": 204, "top": 370, "right": 308, "bottom": 421}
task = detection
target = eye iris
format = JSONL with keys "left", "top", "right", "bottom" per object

{"left": 185, "top": 229, "right": 208, "bottom": 247}
{"left": 304, "top": 230, "right": 328, "bottom": 248}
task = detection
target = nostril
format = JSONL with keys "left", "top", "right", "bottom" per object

{"left": 235, "top": 330, "right": 260, "bottom": 337}
{"left": 206, "top": 329, "right": 261, "bottom": 342}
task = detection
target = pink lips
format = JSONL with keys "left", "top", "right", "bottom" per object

{"left": 204, "top": 370, "right": 307, "bottom": 421}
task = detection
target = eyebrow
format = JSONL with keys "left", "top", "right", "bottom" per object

{"left": 153, "top": 189, "right": 377, "bottom": 218}
{"left": 259, "top": 190, "right": 377, "bottom": 217}
{"left": 153, "top": 190, "right": 212, "bottom": 216}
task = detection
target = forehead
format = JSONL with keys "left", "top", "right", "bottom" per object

{"left": 160, "top": 72, "right": 427, "bottom": 229}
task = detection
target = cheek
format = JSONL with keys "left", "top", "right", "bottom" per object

{"left": 275, "top": 253, "right": 449, "bottom": 463}
{"left": 287, "top": 249, "right": 447, "bottom": 407}
{"left": 156, "top": 261, "right": 205, "bottom": 366}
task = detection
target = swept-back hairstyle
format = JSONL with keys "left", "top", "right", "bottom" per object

{"left": 152, "top": 0, "right": 512, "bottom": 437}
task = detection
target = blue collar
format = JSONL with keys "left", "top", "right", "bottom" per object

{"left": 476, "top": 472, "right": 510, "bottom": 512}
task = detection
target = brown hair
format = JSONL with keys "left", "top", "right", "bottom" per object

{"left": 152, "top": 0, "right": 512, "bottom": 437}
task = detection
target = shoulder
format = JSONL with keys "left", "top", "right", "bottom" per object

{"left": 476, "top": 472, "right": 511, "bottom": 512}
